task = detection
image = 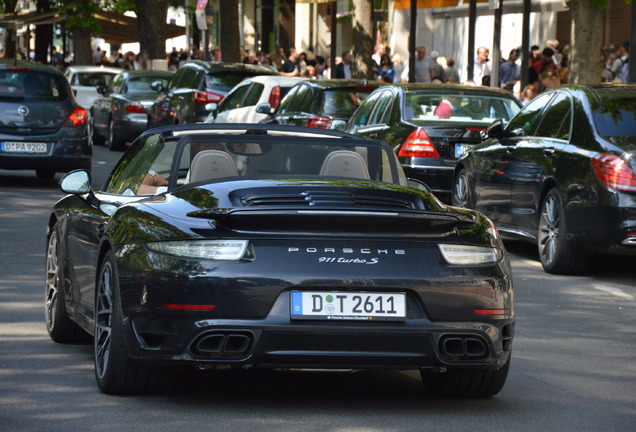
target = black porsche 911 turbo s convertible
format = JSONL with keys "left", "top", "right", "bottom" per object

{"left": 45, "top": 124, "right": 514, "bottom": 397}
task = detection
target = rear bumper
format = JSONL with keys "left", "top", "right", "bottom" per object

{"left": 0, "top": 136, "right": 91, "bottom": 172}
{"left": 125, "top": 292, "right": 514, "bottom": 371}
{"left": 401, "top": 163, "right": 455, "bottom": 202}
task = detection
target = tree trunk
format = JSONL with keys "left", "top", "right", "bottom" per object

{"left": 567, "top": 0, "right": 604, "bottom": 84}
{"left": 219, "top": 0, "right": 240, "bottom": 62}
{"left": 351, "top": 0, "right": 375, "bottom": 80}
{"left": 135, "top": 0, "right": 170, "bottom": 67}
{"left": 34, "top": 0, "right": 53, "bottom": 64}
{"left": 72, "top": 28, "right": 92, "bottom": 65}
{"left": 3, "top": 0, "right": 18, "bottom": 59}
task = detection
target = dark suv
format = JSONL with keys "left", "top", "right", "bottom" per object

{"left": 0, "top": 61, "right": 90, "bottom": 178}
{"left": 149, "top": 61, "right": 278, "bottom": 127}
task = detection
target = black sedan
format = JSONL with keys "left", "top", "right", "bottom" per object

{"left": 257, "top": 79, "right": 384, "bottom": 129}
{"left": 46, "top": 124, "right": 514, "bottom": 397}
{"left": 453, "top": 84, "right": 636, "bottom": 274}
{"left": 90, "top": 70, "right": 173, "bottom": 151}
{"left": 346, "top": 84, "right": 521, "bottom": 202}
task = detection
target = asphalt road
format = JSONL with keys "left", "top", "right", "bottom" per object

{"left": 1, "top": 146, "right": 635, "bottom": 432}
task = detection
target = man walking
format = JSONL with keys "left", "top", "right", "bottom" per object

{"left": 335, "top": 51, "right": 352, "bottom": 79}
{"left": 473, "top": 46, "right": 490, "bottom": 86}
{"left": 500, "top": 48, "right": 520, "bottom": 91}
{"left": 280, "top": 47, "right": 300, "bottom": 77}
{"left": 400, "top": 46, "right": 432, "bottom": 83}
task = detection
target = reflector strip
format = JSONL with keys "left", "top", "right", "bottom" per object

{"left": 159, "top": 304, "right": 217, "bottom": 311}
{"left": 474, "top": 309, "right": 509, "bottom": 315}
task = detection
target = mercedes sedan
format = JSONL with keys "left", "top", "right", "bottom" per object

{"left": 453, "top": 84, "right": 636, "bottom": 274}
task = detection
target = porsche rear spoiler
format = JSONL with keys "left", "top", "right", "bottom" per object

{"left": 186, "top": 208, "right": 477, "bottom": 237}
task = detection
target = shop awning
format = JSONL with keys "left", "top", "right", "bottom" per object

{"left": 0, "top": 10, "right": 185, "bottom": 45}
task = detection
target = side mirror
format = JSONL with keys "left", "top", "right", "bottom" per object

{"left": 331, "top": 119, "right": 347, "bottom": 131}
{"left": 486, "top": 119, "right": 505, "bottom": 140}
{"left": 60, "top": 170, "right": 91, "bottom": 195}
{"left": 255, "top": 102, "right": 273, "bottom": 115}
{"left": 205, "top": 102, "right": 218, "bottom": 113}
{"left": 150, "top": 80, "right": 165, "bottom": 92}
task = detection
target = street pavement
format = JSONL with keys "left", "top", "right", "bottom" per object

{"left": 0, "top": 146, "right": 635, "bottom": 431}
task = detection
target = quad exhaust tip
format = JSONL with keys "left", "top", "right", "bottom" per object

{"left": 193, "top": 332, "right": 253, "bottom": 357}
{"left": 439, "top": 335, "right": 489, "bottom": 360}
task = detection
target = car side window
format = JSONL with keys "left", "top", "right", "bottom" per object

{"left": 367, "top": 91, "right": 393, "bottom": 125}
{"left": 277, "top": 86, "right": 299, "bottom": 114}
{"left": 243, "top": 82, "right": 265, "bottom": 107}
{"left": 168, "top": 68, "right": 185, "bottom": 90}
{"left": 287, "top": 84, "right": 312, "bottom": 113}
{"left": 108, "top": 74, "right": 125, "bottom": 93}
{"left": 534, "top": 93, "right": 572, "bottom": 140}
{"left": 220, "top": 83, "right": 251, "bottom": 111}
{"left": 348, "top": 92, "right": 381, "bottom": 131}
{"left": 506, "top": 93, "right": 553, "bottom": 136}
{"left": 104, "top": 134, "right": 176, "bottom": 195}
{"left": 178, "top": 68, "right": 199, "bottom": 89}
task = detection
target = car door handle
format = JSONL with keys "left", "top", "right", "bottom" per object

{"left": 506, "top": 147, "right": 514, "bottom": 154}
{"left": 369, "top": 134, "right": 378, "bottom": 139}
{"left": 543, "top": 148, "right": 556, "bottom": 157}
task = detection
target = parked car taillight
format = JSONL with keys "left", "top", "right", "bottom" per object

{"left": 591, "top": 153, "right": 636, "bottom": 192}
{"left": 62, "top": 107, "right": 88, "bottom": 127}
{"left": 398, "top": 128, "right": 440, "bottom": 158}
{"left": 125, "top": 101, "right": 147, "bottom": 114}
{"left": 194, "top": 90, "right": 224, "bottom": 104}
{"left": 268, "top": 86, "right": 281, "bottom": 109}
{"left": 306, "top": 116, "right": 332, "bottom": 129}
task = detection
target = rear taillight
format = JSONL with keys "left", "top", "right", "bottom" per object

{"left": 591, "top": 153, "right": 636, "bottom": 192}
{"left": 306, "top": 116, "right": 332, "bottom": 129}
{"left": 397, "top": 128, "right": 440, "bottom": 158}
{"left": 125, "top": 101, "right": 146, "bottom": 114}
{"left": 268, "top": 85, "right": 281, "bottom": 109}
{"left": 62, "top": 107, "right": 87, "bottom": 127}
{"left": 194, "top": 90, "right": 224, "bottom": 104}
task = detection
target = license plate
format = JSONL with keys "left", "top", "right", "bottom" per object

{"left": 1, "top": 142, "right": 48, "bottom": 154}
{"left": 455, "top": 143, "right": 474, "bottom": 158}
{"left": 291, "top": 291, "right": 406, "bottom": 321}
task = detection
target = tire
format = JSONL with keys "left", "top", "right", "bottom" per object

{"left": 107, "top": 119, "right": 125, "bottom": 151}
{"left": 94, "top": 250, "right": 169, "bottom": 394}
{"left": 537, "top": 188, "right": 589, "bottom": 274}
{"left": 45, "top": 227, "right": 90, "bottom": 343}
{"left": 420, "top": 357, "right": 511, "bottom": 398}
{"left": 36, "top": 169, "right": 55, "bottom": 179}
{"left": 90, "top": 114, "right": 104, "bottom": 146}
{"left": 452, "top": 169, "right": 471, "bottom": 208}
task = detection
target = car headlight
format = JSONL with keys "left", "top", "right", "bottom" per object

{"left": 147, "top": 240, "right": 249, "bottom": 261}
{"left": 438, "top": 244, "right": 503, "bottom": 266}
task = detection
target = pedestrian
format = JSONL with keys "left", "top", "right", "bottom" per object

{"left": 400, "top": 46, "right": 432, "bottom": 83}
{"left": 280, "top": 47, "right": 301, "bottom": 77}
{"left": 540, "top": 69, "right": 561, "bottom": 91}
{"left": 92, "top": 46, "right": 103, "bottom": 65}
{"left": 500, "top": 48, "right": 521, "bottom": 92}
{"left": 443, "top": 57, "right": 460, "bottom": 84}
{"left": 378, "top": 53, "right": 396, "bottom": 83}
{"left": 619, "top": 42, "right": 629, "bottom": 83}
{"left": 520, "top": 84, "right": 538, "bottom": 105}
{"left": 335, "top": 50, "right": 353, "bottom": 79}
{"left": 473, "top": 46, "right": 490, "bottom": 86}
{"left": 429, "top": 51, "right": 444, "bottom": 82}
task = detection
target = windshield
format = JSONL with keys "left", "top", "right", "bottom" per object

{"left": 104, "top": 133, "right": 408, "bottom": 196}
{"left": 593, "top": 98, "right": 636, "bottom": 137}
{"left": 0, "top": 70, "right": 68, "bottom": 101}
{"left": 405, "top": 91, "right": 521, "bottom": 123}
{"left": 127, "top": 76, "right": 171, "bottom": 95}
{"left": 73, "top": 72, "right": 116, "bottom": 87}
{"left": 205, "top": 73, "right": 253, "bottom": 93}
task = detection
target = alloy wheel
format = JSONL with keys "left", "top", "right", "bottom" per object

{"left": 95, "top": 261, "right": 114, "bottom": 380}
{"left": 45, "top": 232, "right": 59, "bottom": 332}
{"left": 538, "top": 194, "right": 559, "bottom": 266}
{"left": 453, "top": 170, "right": 469, "bottom": 208}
